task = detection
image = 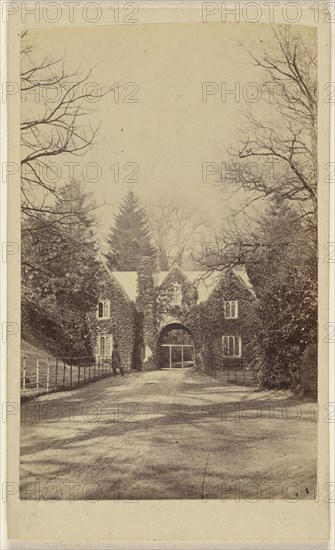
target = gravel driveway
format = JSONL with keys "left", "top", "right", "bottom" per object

{"left": 20, "top": 368, "right": 317, "bottom": 501}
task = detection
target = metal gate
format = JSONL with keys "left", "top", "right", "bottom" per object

{"left": 160, "top": 344, "right": 195, "bottom": 369}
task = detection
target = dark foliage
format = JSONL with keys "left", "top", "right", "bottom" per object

{"left": 22, "top": 182, "right": 100, "bottom": 358}
{"left": 246, "top": 200, "right": 317, "bottom": 395}
{"left": 105, "top": 190, "right": 157, "bottom": 271}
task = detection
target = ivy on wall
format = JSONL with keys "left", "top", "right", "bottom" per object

{"left": 87, "top": 266, "right": 137, "bottom": 371}
{"left": 136, "top": 267, "right": 157, "bottom": 368}
{"left": 194, "top": 270, "right": 259, "bottom": 371}
{"left": 88, "top": 265, "right": 259, "bottom": 374}
{"left": 155, "top": 269, "right": 198, "bottom": 327}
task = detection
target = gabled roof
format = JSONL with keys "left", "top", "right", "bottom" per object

{"left": 182, "top": 271, "right": 222, "bottom": 303}
{"left": 102, "top": 263, "right": 255, "bottom": 303}
{"left": 153, "top": 265, "right": 255, "bottom": 302}
{"left": 111, "top": 271, "right": 138, "bottom": 302}
{"left": 152, "top": 263, "right": 187, "bottom": 288}
{"left": 152, "top": 267, "right": 221, "bottom": 303}
{"left": 101, "top": 263, "right": 138, "bottom": 302}
{"left": 233, "top": 266, "right": 256, "bottom": 298}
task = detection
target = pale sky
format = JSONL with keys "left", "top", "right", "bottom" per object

{"left": 22, "top": 23, "right": 316, "bottom": 243}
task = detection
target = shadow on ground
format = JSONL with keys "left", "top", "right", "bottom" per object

{"left": 20, "top": 369, "right": 317, "bottom": 501}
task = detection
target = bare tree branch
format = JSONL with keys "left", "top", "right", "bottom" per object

{"left": 146, "top": 192, "right": 209, "bottom": 270}
{"left": 21, "top": 31, "right": 111, "bottom": 222}
{"left": 230, "top": 26, "right": 317, "bottom": 232}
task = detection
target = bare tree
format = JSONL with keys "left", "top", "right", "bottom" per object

{"left": 20, "top": 30, "right": 110, "bottom": 230}
{"left": 20, "top": 30, "right": 111, "bottom": 338}
{"left": 146, "top": 192, "right": 209, "bottom": 270}
{"left": 197, "top": 26, "right": 317, "bottom": 276}
{"left": 227, "top": 26, "right": 317, "bottom": 234}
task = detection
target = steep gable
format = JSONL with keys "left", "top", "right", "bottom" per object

{"left": 101, "top": 263, "right": 255, "bottom": 304}
{"left": 155, "top": 264, "right": 191, "bottom": 289}
{"left": 111, "top": 271, "right": 138, "bottom": 302}
{"left": 232, "top": 266, "right": 256, "bottom": 298}
{"left": 184, "top": 267, "right": 255, "bottom": 303}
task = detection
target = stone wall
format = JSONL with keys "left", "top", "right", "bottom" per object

{"left": 87, "top": 267, "right": 137, "bottom": 371}
{"left": 196, "top": 269, "right": 259, "bottom": 371}
{"left": 88, "top": 265, "right": 258, "bottom": 373}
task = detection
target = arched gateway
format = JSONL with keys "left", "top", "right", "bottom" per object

{"left": 91, "top": 263, "right": 256, "bottom": 372}
{"left": 158, "top": 322, "right": 195, "bottom": 370}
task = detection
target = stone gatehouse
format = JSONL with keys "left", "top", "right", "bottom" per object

{"left": 89, "top": 263, "right": 258, "bottom": 372}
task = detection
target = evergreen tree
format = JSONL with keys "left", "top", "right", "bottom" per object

{"left": 22, "top": 182, "right": 100, "bottom": 358}
{"left": 106, "top": 190, "right": 156, "bottom": 271}
{"left": 246, "top": 199, "right": 317, "bottom": 395}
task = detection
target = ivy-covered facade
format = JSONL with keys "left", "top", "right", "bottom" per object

{"left": 89, "top": 263, "right": 258, "bottom": 372}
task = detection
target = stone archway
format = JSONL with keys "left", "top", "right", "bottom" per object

{"left": 158, "top": 322, "right": 195, "bottom": 369}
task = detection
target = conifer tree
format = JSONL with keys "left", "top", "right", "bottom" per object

{"left": 22, "top": 182, "right": 100, "bottom": 358}
{"left": 246, "top": 199, "right": 317, "bottom": 394}
{"left": 106, "top": 190, "right": 156, "bottom": 271}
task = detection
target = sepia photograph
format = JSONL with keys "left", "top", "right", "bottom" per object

{"left": 2, "top": 1, "right": 333, "bottom": 545}
{"left": 18, "top": 20, "right": 320, "bottom": 502}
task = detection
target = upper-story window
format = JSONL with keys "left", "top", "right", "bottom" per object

{"left": 224, "top": 300, "right": 238, "bottom": 319}
{"left": 97, "top": 299, "right": 110, "bottom": 319}
{"left": 171, "top": 282, "right": 182, "bottom": 306}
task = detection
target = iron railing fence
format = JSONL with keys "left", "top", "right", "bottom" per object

{"left": 209, "top": 353, "right": 255, "bottom": 384}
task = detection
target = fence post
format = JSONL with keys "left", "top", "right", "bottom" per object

{"left": 70, "top": 364, "right": 73, "bottom": 388}
{"left": 181, "top": 346, "right": 184, "bottom": 369}
{"left": 94, "top": 359, "right": 96, "bottom": 379}
{"left": 78, "top": 366, "right": 81, "bottom": 386}
{"left": 63, "top": 361, "right": 66, "bottom": 387}
{"left": 36, "top": 358, "right": 39, "bottom": 390}
{"left": 98, "top": 356, "right": 100, "bottom": 376}
{"left": 89, "top": 364, "right": 91, "bottom": 380}
{"left": 56, "top": 358, "right": 58, "bottom": 387}
{"left": 23, "top": 357, "right": 26, "bottom": 392}
{"left": 169, "top": 346, "right": 172, "bottom": 369}
{"left": 46, "top": 358, "right": 50, "bottom": 393}
{"left": 84, "top": 365, "right": 86, "bottom": 383}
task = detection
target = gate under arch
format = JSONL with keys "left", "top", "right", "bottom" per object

{"left": 158, "top": 322, "right": 195, "bottom": 370}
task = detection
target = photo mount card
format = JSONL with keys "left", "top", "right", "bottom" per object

{"left": 3, "top": 1, "right": 333, "bottom": 545}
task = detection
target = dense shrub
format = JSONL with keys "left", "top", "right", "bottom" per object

{"left": 298, "top": 337, "right": 317, "bottom": 400}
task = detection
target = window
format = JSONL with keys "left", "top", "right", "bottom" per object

{"left": 171, "top": 282, "right": 182, "bottom": 306}
{"left": 106, "top": 336, "right": 111, "bottom": 356}
{"left": 222, "top": 336, "right": 241, "bottom": 358}
{"left": 98, "top": 335, "right": 112, "bottom": 356}
{"left": 224, "top": 300, "right": 238, "bottom": 319}
{"left": 100, "top": 336, "right": 105, "bottom": 356}
{"left": 97, "top": 299, "right": 110, "bottom": 319}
